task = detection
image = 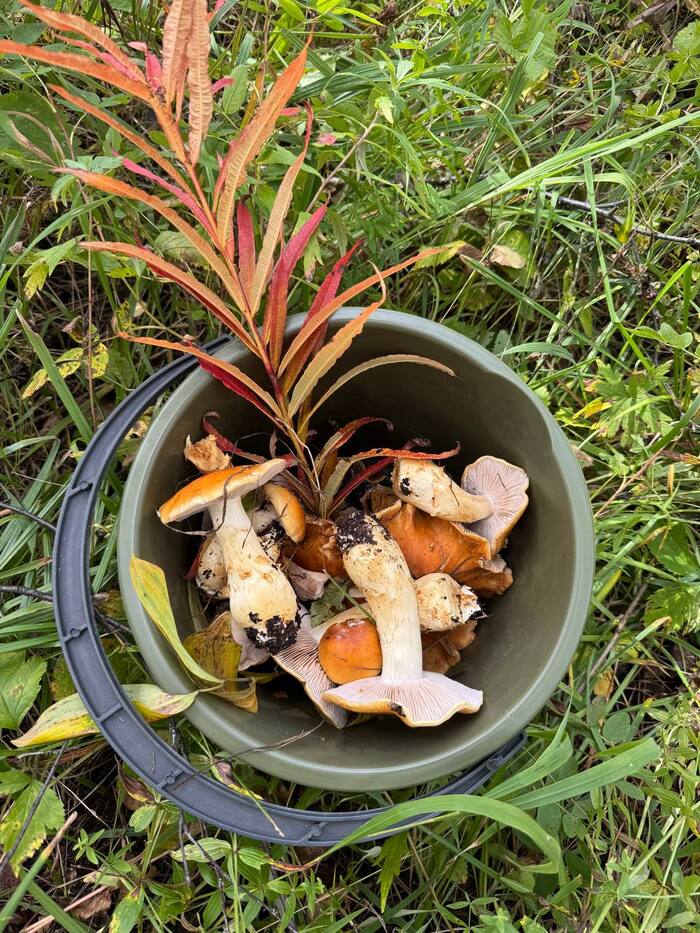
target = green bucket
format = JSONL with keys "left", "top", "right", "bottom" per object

{"left": 118, "top": 309, "right": 594, "bottom": 792}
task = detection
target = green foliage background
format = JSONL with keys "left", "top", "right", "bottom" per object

{"left": 0, "top": 0, "right": 698, "bottom": 930}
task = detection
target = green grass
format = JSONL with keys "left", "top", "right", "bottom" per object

{"left": 1, "top": 0, "right": 699, "bottom": 930}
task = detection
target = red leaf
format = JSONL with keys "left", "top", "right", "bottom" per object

{"left": 236, "top": 201, "right": 256, "bottom": 302}
{"left": 83, "top": 240, "right": 255, "bottom": 351}
{"left": 122, "top": 333, "right": 280, "bottom": 418}
{"left": 279, "top": 246, "right": 445, "bottom": 381}
{"left": 120, "top": 158, "right": 211, "bottom": 232}
{"left": 212, "top": 76, "right": 234, "bottom": 94}
{"left": 201, "top": 413, "right": 296, "bottom": 467}
{"left": 315, "top": 416, "right": 392, "bottom": 472}
{"left": 281, "top": 239, "right": 362, "bottom": 389}
{"left": 263, "top": 204, "right": 326, "bottom": 367}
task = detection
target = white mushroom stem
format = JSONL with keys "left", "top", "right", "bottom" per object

{"left": 338, "top": 515, "right": 422, "bottom": 685}
{"left": 209, "top": 493, "right": 299, "bottom": 652}
{"left": 323, "top": 511, "right": 483, "bottom": 726}
{"left": 393, "top": 458, "right": 493, "bottom": 523}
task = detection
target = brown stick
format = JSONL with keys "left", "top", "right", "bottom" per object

{"left": 589, "top": 583, "right": 649, "bottom": 680}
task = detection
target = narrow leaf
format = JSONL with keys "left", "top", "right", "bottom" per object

{"left": 288, "top": 295, "right": 384, "bottom": 417}
{"left": 162, "top": 0, "right": 193, "bottom": 105}
{"left": 315, "top": 416, "right": 393, "bottom": 473}
{"left": 130, "top": 555, "right": 223, "bottom": 685}
{"left": 281, "top": 239, "right": 363, "bottom": 389}
{"left": 121, "top": 158, "right": 211, "bottom": 232}
{"left": 279, "top": 247, "right": 444, "bottom": 378}
{"left": 13, "top": 685, "right": 199, "bottom": 747}
{"left": 263, "top": 204, "right": 326, "bottom": 367}
{"left": 123, "top": 333, "right": 280, "bottom": 417}
{"left": 51, "top": 84, "right": 190, "bottom": 192}
{"left": 186, "top": 0, "right": 213, "bottom": 164}
{"left": 0, "top": 42, "right": 151, "bottom": 103}
{"left": 65, "top": 170, "right": 245, "bottom": 308}
{"left": 216, "top": 46, "right": 307, "bottom": 244}
{"left": 83, "top": 241, "right": 255, "bottom": 351}
{"left": 248, "top": 104, "right": 313, "bottom": 315}
{"left": 16, "top": 0, "right": 142, "bottom": 81}
{"left": 236, "top": 201, "right": 256, "bottom": 301}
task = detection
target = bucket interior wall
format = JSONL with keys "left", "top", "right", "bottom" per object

{"left": 121, "top": 312, "right": 588, "bottom": 790}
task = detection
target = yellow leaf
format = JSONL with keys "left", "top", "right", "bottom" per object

{"left": 593, "top": 668, "right": 614, "bottom": 699}
{"left": 130, "top": 555, "right": 223, "bottom": 685}
{"left": 13, "top": 684, "right": 199, "bottom": 747}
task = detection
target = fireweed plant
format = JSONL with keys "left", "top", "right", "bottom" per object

{"left": 0, "top": 0, "right": 458, "bottom": 516}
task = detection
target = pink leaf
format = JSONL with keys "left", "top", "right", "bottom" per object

{"left": 236, "top": 201, "right": 256, "bottom": 302}
{"left": 121, "top": 157, "right": 211, "bottom": 233}
{"left": 212, "top": 76, "right": 234, "bottom": 94}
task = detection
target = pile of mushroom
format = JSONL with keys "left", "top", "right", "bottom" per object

{"left": 152, "top": 435, "right": 529, "bottom": 728}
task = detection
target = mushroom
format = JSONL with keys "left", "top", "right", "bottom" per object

{"left": 370, "top": 488, "right": 491, "bottom": 579}
{"left": 292, "top": 517, "right": 346, "bottom": 578}
{"left": 196, "top": 526, "right": 284, "bottom": 599}
{"left": 318, "top": 614, "right": 382, "bottom": 684}
{"left": 414, "top": 573, "right": 480, "bottom": 632}
{"left": 461, "top": 456, "right": 529, "bottom": 554}
{"left": 393, "top": 459, "right": 494, "bottom": 523}
{"left": 274, "top": 609, "right": 348, "bottom": 728}
{"left": 421, "top": 622, "right": 477, "bottom": 674}
{"left": 184, "top": 433, "right": 231, "bottom": 472}
{"left": 263, "top": 484, "right": 306, "bottom": 544}
{"left": 322, "top": 511, "right": 483, "bottom": 726}
{"left": 286, "top": 562, "right": 329, "bottom": 601}
{"left": 314, "top": 600, "right": 477, "bottom": 681}
{"left": 456, "top": 556, "right": 513, "bottom": 597}
{"left": 158, "top": 462, "right": 300, "bottom": 652}
{"left": 196, "top": 534, "right": 229, "bottom": 597}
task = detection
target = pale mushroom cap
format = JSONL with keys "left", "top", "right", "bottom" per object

{"left": 184, "top": 434, "right": 231, "bottom": 473}
{"left": 392, "top": 458, "right": 493, "bottom": 523}
{"left": 323, "top": 672, "right": 482, "bottom": 726}
{"left": 414, "top": 573, "right": 480, "bottom": 632}
{"left": 158, "top": 460, "right": 286, "bottom": 524}
{"left": 274, "top": 626, "right": 348, "bottom": 729}
{"left": 196, "top": 535, "right": 229, "bottom": 597}
{"left": 263, "top": 483, "right": 306, "bottom": 543}
{"left": 461, "top": 456, "right": 529, "bottom": 554}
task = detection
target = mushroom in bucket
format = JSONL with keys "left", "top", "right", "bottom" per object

{"left": 158, "top": 460, "right": 300, "bottom": 654}
{"left": 322, "top": 510, "right": 483, "bottom": 727}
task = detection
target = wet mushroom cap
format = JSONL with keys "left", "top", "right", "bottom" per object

{"left": 318, "top": 617, "right": 382, "bottom": 684}
{"left": 373, "top": 492, "right": 491, "bottom": 578}
{"left": 158, "top": 461, "right": 286, "bottom": 524}
{"left": 461, "top": 456, "right": 529, "bottom": 555}
{"left": 392, "top": 459, "right": 494, "bottom": 523}
{"left": 263, "top": 483, "right": 306, "bottom": 544}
